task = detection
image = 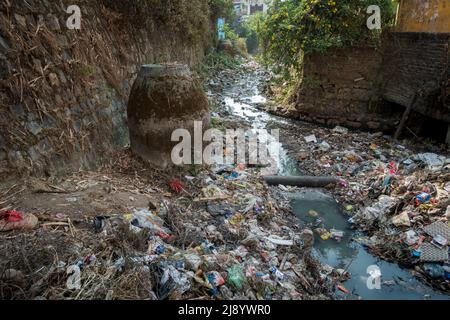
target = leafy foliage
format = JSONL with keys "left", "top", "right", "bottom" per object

{"left": 260, "top": 0, "right": 396, "bottom": 72}
{"left": 235, "top": 13, "right": 267, "bottom": 54}
{"left": 103, "top": 0, "right": 217, "bottom": 46}
{"left": 208, "top": 0, "right": 235, "bottom": 21}
{"left": 203, "top": 51, "right": 240, "bottom": 70}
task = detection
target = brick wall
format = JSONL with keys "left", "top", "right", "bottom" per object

{"left": 381, "top": 32, "right": 450, "bottom": 121}
{"left": 293, "top": 46, "right": 400, "bottom": 131}
{"left": 292, "top": 33, "right": 450, "bottom": 133}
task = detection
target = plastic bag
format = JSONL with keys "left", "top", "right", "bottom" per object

{"left": 227, "top": 264, "right": 244, "bottom": 290}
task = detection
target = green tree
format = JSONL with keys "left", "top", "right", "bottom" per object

{"left": 260, "top": 0, "right": 396, "bottom": 73}
{"left": 238, "top": 12, "right": 266, "bottom": 54}
{"left": 209, "top": 0, "right": 235, "bottom": 21}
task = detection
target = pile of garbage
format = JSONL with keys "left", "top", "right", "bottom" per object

{"left": 274, "top": 120, "right": 450, "bottom": 290}
{"left": 0, "top": 157, "right": 337, "bottom": 300}
{"left": 350, "top": 164, "right": 450, "bottom": 288}
{"left": 207, "top": 59, "right": 450, "bottom": 292}
{"left": 102, "top": 164, "right": 333, "bottom": 300}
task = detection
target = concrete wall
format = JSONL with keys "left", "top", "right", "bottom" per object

{"left": 293, "top": 46, "right": 400, "bottom": 131}
{"left": 396, "top": 0, "right": 450, "bottom": 33}
{"left": 0, "top": 0, "right": 213, "bottom": 180}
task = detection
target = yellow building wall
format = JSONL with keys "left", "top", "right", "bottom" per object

{"left": 396, "top": 0, "right": 450, "bottom": 33}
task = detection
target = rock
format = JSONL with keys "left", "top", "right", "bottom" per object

{"left": 7, "top": 151, "right": 25, "bottom": 167}
{"left": 27, "top": 146, "right": 40, "bottom": 162}
{"left": 345, "top": 121, "right": 362, "bottom": 128}
{"left": 10, "top": 104, "right": 25, "bottom": 117}
{"left": 332, "top": 126, "right": 349, "bottom": 134}
{"left": 33, "top": 59, "right": 43, "bottom": 73}
{"left": 14, "top": 14, "right": 27, "bottom": 28}
{"left": 304, "top": 134, "right": 317, "bottom": 143}
{"left": 127, "top": 64, "right": 210, "bottom": 168}
{"left": 47, "top": 14, "right": 61, "bottom": 31}
{"left": 1, "top": 269, "right": 24, "bottom": 283}
{"left": 48, "top": 73, "right": 60, "bottom": 87}
{"left": 27, "top": 121, "right": 43, "bottom": 136}
{"left": 367, "top": 121, "right": 380, "bottom": 129}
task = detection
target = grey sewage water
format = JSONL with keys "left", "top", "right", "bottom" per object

{"left": 292, "top": 192, "right": 448, "bottom": 300}
{"left": 220, "top": 68, "right": 449, "bottom": 300}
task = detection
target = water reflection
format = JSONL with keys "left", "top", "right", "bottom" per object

{"left": 292, "top": 190, "right": 449, "bottom": 300}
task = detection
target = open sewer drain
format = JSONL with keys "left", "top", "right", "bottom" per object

{"left": 291, "top": 190, "right": 449, "bottom": 300}
{"left": 220, "top": 65, "right": 448, "bottom": 300}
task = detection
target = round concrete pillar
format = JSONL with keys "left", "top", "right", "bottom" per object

{"left": 127, "top": 64, "right": 210, "bottom": 168}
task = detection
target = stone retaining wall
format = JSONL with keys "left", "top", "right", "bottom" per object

{"left": 0, "top": 0, "right": 213, "bottom": 179}
{"left": 293, "top": 46, "right": 401, "bottom": 131}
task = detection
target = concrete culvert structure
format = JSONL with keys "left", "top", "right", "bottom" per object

{"left": 127, "top": 64, "right": 210, "bottom": 168}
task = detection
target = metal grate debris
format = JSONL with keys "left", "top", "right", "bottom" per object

{"left": 420, "top": 243, "right": 449, "bottom": 262}
{"left": 423, "top": 221, "right": 450, "bottom": 241}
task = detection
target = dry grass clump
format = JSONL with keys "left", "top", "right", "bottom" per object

{"left": 0, "top": 224, "right": 155, "bottom": 300}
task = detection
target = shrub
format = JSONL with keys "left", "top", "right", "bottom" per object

{"left": 102, "top": 0, "right": 213, "bottom": 46}
{"left": 260, "top": 0, "right": 396, "bottom": 73}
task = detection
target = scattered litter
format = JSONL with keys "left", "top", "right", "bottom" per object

{"left": 66, "top": 265, "right": 81, "bottom": 290}
{"left": 432, "top": 235, "right": 448, "bottom": 249}
{"left": 419, "top": 243, "right": 449, "bottom": 262}
{"left": 423, "top": 221, "right": 450, "bottom": 242}
{"left": 353, "top": 196, "right": 397, "bottom": 225}
{"left": 169, "top": 180, "right": 184, "bottom": 193}
{"left": 0, "top": 210, "right": 39, "bottom": 232}
{"left": 304, "top": 134, "right": 317, "bottom": 143}
{"left": 319, "top": 141, "right": 331, "bottom": 152}
{"left": 265, "top": 235, "right": 294, "bottom": 246}
{"left": 405, "top": 230, "right": 419, "bottom": 246}
{"left": 415, "top": 192, "right": 431, "bottom": 205}
{"left": 308, "top": 210, "right": 319, "bottom": 217}
{"left": 391, "top": 212, "right": 411, "bottom": 227}
{"left": 207, "top": 271, "right": 225, "bottom": 287}
{"left": 227, "top": 264, "right": 244, "bottom": 290}
{"left": 414, "top": 153, "right": 447, "bottom": 172}
{"left": 270, "top": 266, "right": 285, "bottom": 281}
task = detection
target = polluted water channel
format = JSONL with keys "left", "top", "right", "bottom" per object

{"left": 221, "top": 67, "right": 449, "bottom": 300}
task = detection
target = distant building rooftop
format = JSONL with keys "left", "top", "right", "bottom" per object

{"left": 233, "top": 0, "right": 273, "bottom": 17}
